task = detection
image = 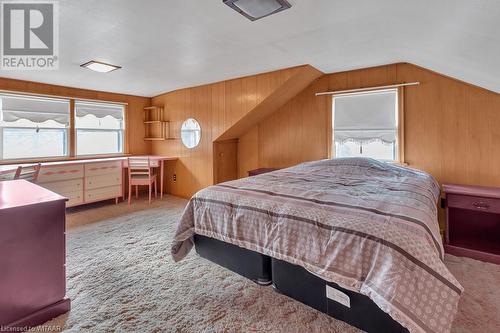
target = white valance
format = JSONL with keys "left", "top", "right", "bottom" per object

{"left": 75, "top": 101, "right": 124, "bottom": 120}
{"left": 333, "top": 89, "right": 397, "bottom": 145}
{"left": 335, "top": 129, "right": 397, "bottom": 145}
{"left": 0, "top": 94, "right": 70, "bottom": 125}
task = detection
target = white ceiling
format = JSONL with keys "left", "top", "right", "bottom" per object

{"left": 0, "top": 0, "right": 499, "bottom": 97}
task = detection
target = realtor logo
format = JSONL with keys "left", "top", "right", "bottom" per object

{"left": 1, "top": 0, "right": 59, "bottom": 70}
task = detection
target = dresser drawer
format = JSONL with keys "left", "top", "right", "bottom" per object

{"left": 85, "top": 161, "right": 122, "bottom": 177}
{"left": 447, "top": 194, "right": 500, "bottom": 214}
{"left": 41, "top": 178, "right": 83, "bottom": 194}
{"left": 85, "top": 185, "right": 122, "bottom": 202}
{"left": 38, "top": 164, "right": 84, "bottom": 183}
{"left": 40, "top": 180, "right": 83, "bottom": 207}
{"left": 86, "top": 173, "right": 122, "bottom": 190}
{"left": 66, "top": 191, "right": 84, "bottom": 207}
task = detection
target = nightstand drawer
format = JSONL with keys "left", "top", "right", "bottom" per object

{"left": 447, "top": 194, "right": 500, "bottom": 214}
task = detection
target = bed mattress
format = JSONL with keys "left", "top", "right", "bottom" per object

{"left": 172, "top": 158, "right": 463, "bottom": 333}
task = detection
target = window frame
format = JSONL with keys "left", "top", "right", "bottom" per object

{"left": 74, "top": 101, "right": 125, "bottom": 156}
{"left": 0, "top": 92, "right": 128, "bottom": 164}
{"left": 329, "top": 87, "right": 405, "bottom": 163}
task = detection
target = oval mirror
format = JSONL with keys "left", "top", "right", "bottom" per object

{"left": 180, "top": 118, "right": 201, "bottom": 148}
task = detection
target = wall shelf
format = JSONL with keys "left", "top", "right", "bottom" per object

{"left": 143, "top": 105, "right": 175, "bottom": 141}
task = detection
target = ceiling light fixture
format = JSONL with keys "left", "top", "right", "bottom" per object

{"left": 81, "top": 60, "right": 121, "bottom": 73}
{"left": 223, "top": 0, "right": 291, "bottom": 21}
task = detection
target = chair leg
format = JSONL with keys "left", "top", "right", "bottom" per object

{"left": 154, "top": 179, "right": 157, "bottom": 198}
{"left": 128, "top": 183, "right": 132, "bottom": 205}
{"left": 149, "top": 183, "right": 152, "bottom": 204}
{"left": 136, "top": 185, "right": 138, "bottom": 198}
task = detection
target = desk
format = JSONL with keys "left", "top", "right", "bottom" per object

{"left": 0, "top": 155, "right": 177, "bottom": 206}
{"left": 122, "top": 156, "right": 177, "bottom": 199}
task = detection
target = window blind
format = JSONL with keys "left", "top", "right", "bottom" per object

{"left": 75, "top": 101, "right": 124, "bottom": 120}
{"left": 333, "top": 89, "right": 397, "bottom": 145}
{"left": 0, "top": 94, "right": 70, "bottom": 125}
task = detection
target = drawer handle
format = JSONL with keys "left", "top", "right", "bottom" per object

{"left": 472, "top": 201, "right": 490, "bottom": 210}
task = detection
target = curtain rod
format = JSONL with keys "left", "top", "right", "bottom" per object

{"left": 315, "top": 82, "right": 420, "bottom": 96}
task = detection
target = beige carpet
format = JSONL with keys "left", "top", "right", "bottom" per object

{"left": 38, "top": 196, "right": 500, "bottom": 333}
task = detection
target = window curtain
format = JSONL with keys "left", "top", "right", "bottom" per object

{"left": 0, "top": 94, "right": 70, "bottom": 125}
{"left": 333, "top": 90, "right": 397, "bottom": 146}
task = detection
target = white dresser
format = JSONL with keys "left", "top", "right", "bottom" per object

{"left": 0, "top": 155, "right": 177, "bottom": 207}
{"left": 38, "top": 160, "right": 123, "bottom": 207}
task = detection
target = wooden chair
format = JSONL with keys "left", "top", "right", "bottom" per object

{"left": 14, "top": 164, "right": 41, "bottom": 183}
{"left": 128, "top": 157, "right": 157, "bottom": 205}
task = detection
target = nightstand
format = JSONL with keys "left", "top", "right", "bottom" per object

{"left": 248, "top": 168, "right": 278, "bottom": 177}
{"left": 443, "top": 183, "right": 500, "bottom": 264}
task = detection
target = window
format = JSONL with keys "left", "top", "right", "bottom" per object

{"left": 332, "top": 89, "right": 399, "bottom": 161}
{"left": 0, "top": 93, "right": 127, "bottom": 161}
{"left": 0, "top": 94, "right": 70, "bottom": 160}
{"left": 75, "top": 101, "right": 125, "bottom": 155}
{"left": 180, "top": 118, "right": 201, "bottom": 149}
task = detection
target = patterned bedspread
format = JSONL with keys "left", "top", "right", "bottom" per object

{"left": 171, "top": 158, "right": 462, "bottom": 333}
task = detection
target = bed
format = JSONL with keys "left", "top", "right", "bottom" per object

{"left": 172, "top": 158, "right": 463, "bottom": 333}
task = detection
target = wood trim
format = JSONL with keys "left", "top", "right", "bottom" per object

{"left": 326, "top": 95, "right": 333, "bottom": 158}
{"left": 0, "top": 88, "right": 132, "bottom": 104}
{"left": 124, "top": 105, "right": 130, "bottom": 154}
{"left": 69, "top": 99, "right": 76, "bottom": 157}
{"left": 398, "top": 86, "right": 405, "bottom": 164}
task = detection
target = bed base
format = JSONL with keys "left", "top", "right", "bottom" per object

{"left": 193, "top": 235, "right": 408, "bottom": 333}
{"left": 193, "top": 234, "right": 272, "bottom": 285}
{"left": 272, "top": 258, "right": 409, "bottom": 333}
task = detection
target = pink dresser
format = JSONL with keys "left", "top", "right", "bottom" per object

{"left": 0, "top": 180, "right": 70, "bottom": 331}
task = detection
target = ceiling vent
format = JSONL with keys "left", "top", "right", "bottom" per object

{"left": 223, "top": 0, "right": 292, "bottom": 21}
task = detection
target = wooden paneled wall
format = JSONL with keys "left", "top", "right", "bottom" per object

{"left": 11, "top": 61, "right": 494, "bottom": 204}
{"left": 151, "top": 62, "right": 500, "bottom": 202}
{"left": 239, "top": 63, "right": 500, "bottom": 192}
{"left": 150, "top": 66, "right": 310, "bottom": 198}
{"left": 0, "top": 77, "right": 151, "bottom": 155}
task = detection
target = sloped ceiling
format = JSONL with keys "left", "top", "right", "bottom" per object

{"left": 0, "top": 0, "right": 498, "bottom": 97}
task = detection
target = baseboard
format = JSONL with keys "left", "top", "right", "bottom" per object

{"left": 445, "top": 244, "right": 500, "bottom": 264}
{"left": 2, "top": 298, "right": 71, "bottom": 332}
